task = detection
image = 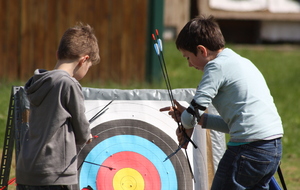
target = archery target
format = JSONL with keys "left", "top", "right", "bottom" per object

{"left": 78, "top": 100, "right": 194, "bottom": 190}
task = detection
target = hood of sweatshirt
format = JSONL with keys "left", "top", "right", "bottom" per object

{"left": 25, "top": 69, "right": 70, "bottom": 106}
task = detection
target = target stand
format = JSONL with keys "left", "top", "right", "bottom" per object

{"left": 12, "top": 87, "right": 226, "bottom": 190}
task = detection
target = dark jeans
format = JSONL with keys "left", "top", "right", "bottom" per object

{"left": 211, "top": 138, "right": 282, "bottom": 190}
{"left": 17, "top": 185, "right": 69, "bottom": 190}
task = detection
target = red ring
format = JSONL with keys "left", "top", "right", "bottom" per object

{"left": 96, "top": 151, "right": 161, "bottom": 190}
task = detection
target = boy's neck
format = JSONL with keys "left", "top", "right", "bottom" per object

{"left": 207, "top": 48, "right": 224, "bottom": 61}
{"left": 54, "top": 60, "right": 78, "bottom": 77}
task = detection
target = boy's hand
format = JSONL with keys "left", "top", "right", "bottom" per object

{"left": 86, "top": 134, "right": 93, "bottom": 144}
{"left": 159, "top": 100, "right": 186, "bottom": 122}
{"left": 160, "top": 100, "right": 194, "bottom": 149}
{"left": 176, "top": 127, "right": 194, "bottom": 149}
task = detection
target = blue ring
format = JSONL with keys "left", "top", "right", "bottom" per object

{"left": 80, "top": 135, "right": 177, "bottom": 190}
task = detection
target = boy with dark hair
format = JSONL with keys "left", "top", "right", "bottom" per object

{"left": 16, "top": 23, "right": 100, "bottom": 189}
{"left": 161, "top": 15, "right": 283, "bottom": 189}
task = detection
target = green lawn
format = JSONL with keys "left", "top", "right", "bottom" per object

{"left": 1, "top": 42, "right": 300, "bottom": 189}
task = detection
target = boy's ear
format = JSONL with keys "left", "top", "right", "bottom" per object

{"left": 197, "top": 45, "right": 208, "bottom": 57}
{"left": 83, "top": 55, "right": 90, "bottom": 63}
{"left": 79, "top": 55, "right": 90, "bottom": 65}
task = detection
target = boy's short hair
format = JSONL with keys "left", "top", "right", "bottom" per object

{"left": 176, "top": 15, "right": 225, "bottom": 55}
{"left": 57, "top": 23, "right": 100, "bottom": 65}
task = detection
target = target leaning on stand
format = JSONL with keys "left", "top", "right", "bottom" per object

{"left": 78, "top": 101, "right": 193, "bottom": 190}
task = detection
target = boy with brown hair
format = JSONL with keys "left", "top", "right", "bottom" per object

{"left": 161, "top": 15, "right": 283, "bottom": 189}
{"left": 16, "top": 23, "right": 100, "bottom": 189}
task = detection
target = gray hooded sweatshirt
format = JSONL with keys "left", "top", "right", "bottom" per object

{"left": 16, "top": 69, "right": 91, "bottom": 185}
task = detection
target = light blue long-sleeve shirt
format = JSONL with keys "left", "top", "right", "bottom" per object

{"left": 195, "top": 48, "right": 283, "bottom": 142}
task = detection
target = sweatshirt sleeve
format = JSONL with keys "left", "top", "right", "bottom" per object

{"left": 65, "top": 81, "right": 91, "bottom": 145}
{"left": 194, "top": 62, "right": 224, "bottom": 108}
{"left": 202, "top": 113, "right": 229, "bottom": 133}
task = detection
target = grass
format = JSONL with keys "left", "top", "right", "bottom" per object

{"left": 1, "top": 41, "right": 300, "bottom": 189}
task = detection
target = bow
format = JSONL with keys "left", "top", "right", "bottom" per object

{"left": 152, "top": 29, "right": 197, "bottom": 181}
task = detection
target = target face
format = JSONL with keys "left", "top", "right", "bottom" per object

{"left": 78, "top": 119, "right": 193, "bottom": 190}
{"left": 78, "top": 101, "right": 193, "bottom": 190}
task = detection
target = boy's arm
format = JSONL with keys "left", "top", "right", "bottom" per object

{"left": 66, "top": 82, "right": 91, "bottom": 145}
{"left": 202, "top": 113, "right": 229, "bottom": 133}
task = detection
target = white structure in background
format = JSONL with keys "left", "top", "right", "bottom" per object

{"left": 209, "top": 0, "right": 300, "bottom": 13}
{"left": 261, "top": 21, "right": 300, "bottom": 42}
{"left": 209, "top": 0, "right": 300, "bottom": 42}
{"left": 164, "top": 0, "right": 300, "bottom": 42}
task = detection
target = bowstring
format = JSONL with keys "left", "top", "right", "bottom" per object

{"left": 152, "top": 30, "right": 197, "bottom": 182}
{"left": 153, "top": 30, "right": 197, "bottom": 148}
